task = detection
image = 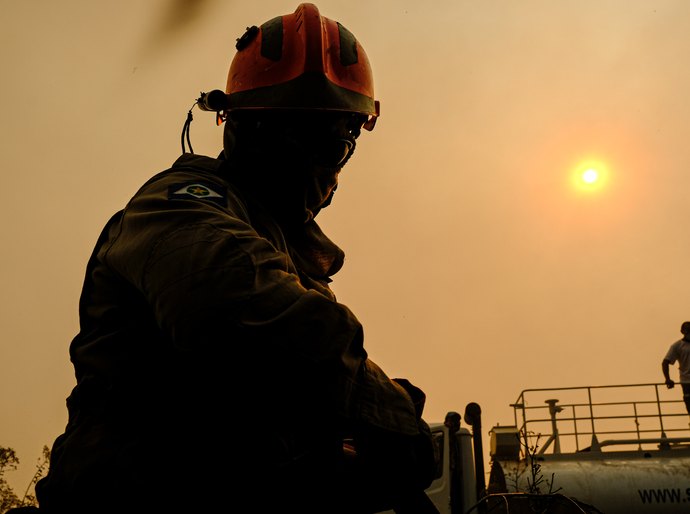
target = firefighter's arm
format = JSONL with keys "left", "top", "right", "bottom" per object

{"left": 140, "top": 219, "right": 364, "bottom": 366}
{"left": 102, "top": 172, "right": 362, "bottom": 365}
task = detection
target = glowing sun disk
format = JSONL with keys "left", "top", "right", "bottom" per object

{"left": 582, "top": 168, "right": 599, "bottom": 184}
{"left": 571, "top": 160, "right": 609, "bottom": 193}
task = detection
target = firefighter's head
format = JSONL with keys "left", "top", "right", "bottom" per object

{"left": 681, "top": 322, "right": 690, "bottom": 338}
{"left": 217, "top": 3, "right": 379, "bottom": 224}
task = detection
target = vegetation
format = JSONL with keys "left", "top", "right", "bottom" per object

{"left": 505, "top": 432, "right": 561, "bottom": 495}
{"left": 523, "top": 434, "right": 560, "bottom": 495}
{"left": 0, "top": 446, "right": 50, "bottom": 513}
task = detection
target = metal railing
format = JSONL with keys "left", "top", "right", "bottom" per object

{"left": 508, "top": 382, "right": 690, "bottom": 455}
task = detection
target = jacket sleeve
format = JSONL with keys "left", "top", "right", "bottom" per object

{"left": 103, "top": 173, "right": 418, "bottom": 433}
{"left": 104, "top": 181, "right": 360, "bottom": 363}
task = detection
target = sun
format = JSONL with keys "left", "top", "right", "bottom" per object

{"left": 582, "top": 168, "right": 599, "bottom": 184}
{"left": 571, "top": 160, "right": 609, "bottom": 192}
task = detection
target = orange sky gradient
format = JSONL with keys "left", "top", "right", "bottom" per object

{"left": 3, "top": 0, "right": 690, "bottom": 493}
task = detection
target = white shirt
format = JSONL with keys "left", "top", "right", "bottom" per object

{"left": 665, "top": 339, "right": 690, "bottom": 383}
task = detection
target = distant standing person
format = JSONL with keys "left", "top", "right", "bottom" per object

{"left": 662, "top": 321, "right": 690, "bottom": 414}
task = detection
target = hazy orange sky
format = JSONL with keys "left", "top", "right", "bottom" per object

{"left": 4, "top": 0, "right": 690, "bottom": 492}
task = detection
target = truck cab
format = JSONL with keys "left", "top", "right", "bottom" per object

{"left": 379, "top": 417, "right": 477, "bottom": 514}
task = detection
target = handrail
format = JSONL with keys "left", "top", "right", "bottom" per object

{"left": 507, "top": 382, "right": 690, "bottom": 456}
{"left": 596, "top": 436, "right": 690, "bottom": 448}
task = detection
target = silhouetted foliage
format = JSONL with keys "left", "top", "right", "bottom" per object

{"left": 505, "top": 432, "right": 561, "bottom": 495}
{"left": 0, "top": 447, "right": 20, "bottom": 513}
{"left": 0, "top": 446, "right": 50, "bottom": 513}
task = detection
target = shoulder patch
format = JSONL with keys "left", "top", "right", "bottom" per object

{"left": 168, "top": 181, "right": 227, "bottom": 206}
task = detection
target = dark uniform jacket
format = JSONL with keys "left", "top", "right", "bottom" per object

{"left": 36, "top": 153, "right": 423, "bottom": 513}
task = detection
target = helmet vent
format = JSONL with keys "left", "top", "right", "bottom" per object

{"left": 260, "top": 16, "right": 283, "bottom": 61}
{"left": 337, "top": 23, "right": 358, "bottom": 66}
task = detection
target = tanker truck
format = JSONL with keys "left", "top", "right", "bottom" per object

{"left": 385, "top": 382, "right": 690, "bottom": 513}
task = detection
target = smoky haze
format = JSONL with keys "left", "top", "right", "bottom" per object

{"left": 3, "top": 0, "right": 690, "bottom": 496}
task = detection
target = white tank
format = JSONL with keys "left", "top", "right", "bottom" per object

{"left": 494, "top": 451, "right": 690, "bottom": 513}
{"left": 489, "top": 383, "right": 690, "bottom": 514}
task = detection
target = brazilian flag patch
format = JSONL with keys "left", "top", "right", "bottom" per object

{"left": 168, "top": 181, "right": 227, "bottom": 206}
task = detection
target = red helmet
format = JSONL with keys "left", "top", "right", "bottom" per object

{"left": 226, "top": 3, "right": 379, "bottom": 129}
